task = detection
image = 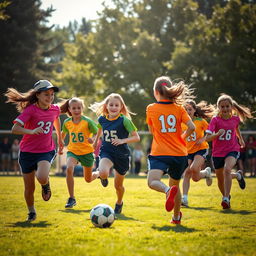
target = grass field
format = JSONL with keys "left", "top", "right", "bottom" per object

{"left": 0, "top": 175, "right": 256, "bottom": 256}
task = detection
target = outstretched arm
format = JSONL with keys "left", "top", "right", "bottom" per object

{"left": 111, "top": 131, "right": 140, "bottom": 146}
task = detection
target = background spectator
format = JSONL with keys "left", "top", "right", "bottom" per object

{"left": 132, "top": 144, "right": 144, "bottom": 175}
{"left": 245, "top": 135, "right": 256, "bottom": 177}
{"left": 0, "top": 137, "right": 11, "bottom": 175}
{"left": 11, "top": 139, "right": 20, "bottom": 175}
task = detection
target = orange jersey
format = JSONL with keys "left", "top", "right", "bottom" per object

{"left": 182, "top": 118, "right": 209, "bottom": 154}
{"left": 146, "top": 101, "right": 191, "bottom": 156}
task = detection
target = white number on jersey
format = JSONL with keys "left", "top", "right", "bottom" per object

{"left": 38, "top": 121, "right": 52, "bottom": 134}
{"left": 219, "top": 129, "right": 232, "bottom": 141}
{"left": 158, "top": 115, "right": 177, "bottom": 133}
{"left": 104, "top": 130, "right": 118, "bottom": 142}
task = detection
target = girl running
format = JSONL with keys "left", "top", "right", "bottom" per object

{"left": 5, "top": 80, "right": 63, "bottom": 221}
{"left": 60, "top": 97, "right": 99, "bottom": 208}
{"left": 147, "top": 76, "right": 195, "bottom": 224}
{"left": 206, "top": 94, "right": 253, "bottom": 209}
{"left": 90, "top": 93, "right": 140, "bottom": 214}
{"left": 181, "top": 100, "right": 215, "bottom": 207}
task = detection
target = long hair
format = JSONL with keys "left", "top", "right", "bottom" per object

{"left": 89, "top": 93, "right": 135, "bottom": 119}
{"left": 59, "top": 97, "right": 85, "bottom": 116}
{"left": 153, "top": 76, "right": 194, "bottom": 105}
{"left": 217, "top": 94, "right": 253, "bottom": 123}
{"left": 5, "top": 88, "right": 38, "bottom": 113}
{"left": 185, "top": 100, "right": 215, "bottom": 119}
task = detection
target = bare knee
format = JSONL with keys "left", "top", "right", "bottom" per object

{"left": 84, "top": 177, "right": 92, "bottom": 183}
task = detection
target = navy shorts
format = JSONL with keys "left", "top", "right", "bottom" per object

{"left": 148, "top": 155, "right": 188, "bottom": 180}
{"left": 19, "top": 150, "right": 56, "bottom": 174}
{"left": 212, "top": 151, "right": 240, "bottom": 170}
{"left": 100, "top": 151, "right": 129, "bottom": 176}
{"left": 188, "top": 149, "right": 208, "bottom": 161}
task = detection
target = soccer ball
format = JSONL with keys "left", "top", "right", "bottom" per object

{"left": 90, "top": 204, "right": 115, "bottom": 228}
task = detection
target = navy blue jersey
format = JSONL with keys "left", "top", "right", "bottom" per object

{"left": 98, "top": 114, "right": 137, "bottom": 156}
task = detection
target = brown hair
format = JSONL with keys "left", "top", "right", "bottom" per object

{"left": 5, "top": 88, "right": 38, "bottom": 113}
{"left": 153, "top": 76, "right": 194, "bottom": 105}
{"left": 185, "top": 100, "right": 215, "bottom": 119}
{"left": 89, "top": 93, "right": 135, "bottom": 119}
{"left": 59, "top": 97, "right": 85, "bottom": 116}
{"left": 217, "top": 94, "right": 253, "bottom": 123}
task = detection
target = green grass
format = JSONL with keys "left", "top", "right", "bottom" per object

{"left": 1, "top": 175, "right": 256, "bottom": 256}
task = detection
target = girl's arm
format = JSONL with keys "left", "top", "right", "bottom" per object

{"left": 53, "top": 117, "right": 64, "bottom": 154}
{"left": 181, "top": 120, "right": 195, "bottom": 140}
{"left": 12, "top": 122, "right": 44, "bottom": 135}
{"left": 111, "top": 131, "right": 140, "bottom": 146}
{"left": 93, "top": 128, "right": 102, "bottom": 149}
{"left": 205, "top": 129, "right": 225, "bottom": 142}
{"left": 236, "top": 127, "right": 245, "bottom": 148}
{"left": 148, "top": 125, "right": 153, "bottom": 134}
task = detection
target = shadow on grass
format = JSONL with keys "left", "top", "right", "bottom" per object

{"left": 115, "top": 213, "right": 138, "bottom": 221}
{"left": 7, "top": 221, "right": 51, "bottom": 228}
{"left": 59, "top": 209, "right": 91, "bottom": 214}
{"left": 221, "top": 209, "right": 256, "bottom": 215}
{"left": 185, "top": 206, "right": 215, "bottom": 211}
{"left": 152, "top": 224, "right": 197, "bottom": 233}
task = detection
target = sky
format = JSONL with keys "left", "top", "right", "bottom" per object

{"left": 41, "top": 0, "right": 105, "bottom": 27}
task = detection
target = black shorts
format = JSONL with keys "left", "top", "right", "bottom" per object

{"left": 188, "top": 149, "right": 208, "bottom": 161}
{"left": 212, "top": 151, "right": 240, "bottom": 170}
{"left": 100, "top": 152, "right": 130, "bottom": 175}
{"left": 148, "top": 155, "right": 188, "bottom": 180}
{"left": 19, "top": 150, "right": 56, "bottom": 174}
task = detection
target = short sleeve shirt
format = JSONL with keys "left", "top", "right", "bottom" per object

{"left": 14, "top": 104, "right": 60, "bottom": 153}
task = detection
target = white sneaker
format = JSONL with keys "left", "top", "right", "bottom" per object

{"left": 181, "top": 197, "right": 188, "bottom": 207}
{"left": 205, "top": 167, "right": 212, "bottom": 186}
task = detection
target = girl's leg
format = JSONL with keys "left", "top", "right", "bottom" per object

{"left": 66, "top": 157, "right": 77, "bottom": 198}
{"left": 182, "top": 164, "right": 191, "bottom": 206}
{"left": 36, "top": 160, "right": 52, "bottom": 201}
{"left": 223, "top": 156, "right": 237, "bottom": 198}
{"left": 169, "top": 177, "right": 181, "bottom": 219}
{"left": 147, "top": 169, "right": 168, "bottom": 193}
{"left": 98, "top": 158, "right": 113, "bottom": 179}
{"left": 190, "top": 155, "right": 207, "bottom": 181}
{"left": 23, "top": 171, "right": 36, "bottom": 209}
{"left": 215, "top": 168, "right": 224, "bottom": 196}
{"left": 114, "top": 171, "right": 125, "bottom": 205}
{"left": 83, "top": 166, "right": 99, "bottom": 183}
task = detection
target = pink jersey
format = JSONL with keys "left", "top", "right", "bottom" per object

{"left": 206, "top": 115, "right": 240, "bottom": 157}
{"left": 14, "top": 104, "right": 60, "bottom": 153}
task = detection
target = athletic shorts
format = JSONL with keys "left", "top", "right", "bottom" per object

{"left": 188, "top": 149, "right": 208, "bottom": 161}
{"left": 67, "top": 151, "right": 94, "bottom": 167}
{"left": 100, "top": 151, "right": 129, "bottom": 176}
{"left": 19, "top": 150, "right": 56, "bottom": 174}
{"left": 212, "top": 151, "right": 240, "bottom": 170}
{"left": 147, "top": 155, "right": 188, "bottom": 180}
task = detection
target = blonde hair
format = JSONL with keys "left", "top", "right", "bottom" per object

{"left": 216, "top": 94, "right": 253, "bottom": 123}
{"left": 5, "top": 88, "right": 39, "bottom": 113}
{"left": 154, "top": 76, "right": 194, "bottom": 105}
{"left": 59, "top": 97, "right": 85, "bottom": 116}
{"left": 185, "top": 100, "right": 215, "bottom": 119}
{"left": 89, "top": 93, "right": 134, "bottom": 119}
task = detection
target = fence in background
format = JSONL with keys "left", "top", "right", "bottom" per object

{"left": 0, "top": 129, "right": 256, "bottom": 175}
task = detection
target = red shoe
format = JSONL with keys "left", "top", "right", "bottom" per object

{"left": 221, "top": 199, "right": 230, "bottom": 209}
{"left": 171, "top": 212, "right": 182, "bottom": 224}
{"left": 165, "top": 186, "right": 178, "bottom": 212}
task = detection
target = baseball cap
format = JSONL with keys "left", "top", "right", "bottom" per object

{"left": 33, "top": 80, "right": 59, "bottom": 92}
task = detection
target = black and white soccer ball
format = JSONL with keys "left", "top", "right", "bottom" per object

{"left": 90, "top": 204, "right": 115, "bottom": 228}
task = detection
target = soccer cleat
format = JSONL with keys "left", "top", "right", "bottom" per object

{"left": 236, "top": 170, "right": 246, "bottom": 190}
{"left": 41, "top": 181, "right": 51, "bottom": 201}
{"left": 65, "top": 197, "right": 76, "bottom": 208}
{"left": 171, "top": 212, "right": 182, "bottom": 224}
{"left": 221, "top": 198, "right": 230, "bottom": 209}
{"left": 165, "top": 185, "right": 178, "bottom": 212}
{"left": 114, "top": 202, "right": 123, "bottom": 214}
{"left": 181, "top": 197, "right": 188, "bottom": 207}
{"left": 205, "top": 167, "right": 213, "bottom": 186}
{"left": 27, "top": 212, "right": 37, "bottom": 222}
{"left": 100, "top": 177, "right": 109, "bottom": 187}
